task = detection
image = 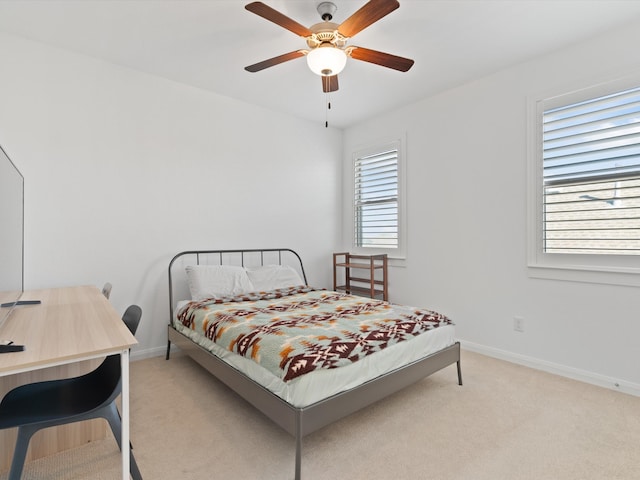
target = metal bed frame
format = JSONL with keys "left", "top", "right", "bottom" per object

{"left": 166, "top": 248, "right": 462, "bottom": 480}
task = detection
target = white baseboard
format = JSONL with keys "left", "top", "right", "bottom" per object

{"left": 130, "top": 340, "right": 640, "bottom": 398}
{"left": 130, "top": 345, "right": 168, "bottom": 361}
{"left": 460, "top": 340, "right": 640, "bottom": 398}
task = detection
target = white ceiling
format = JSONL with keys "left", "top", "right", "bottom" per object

{"left": 1, "top": 0, "right": 640, "bottom": 129}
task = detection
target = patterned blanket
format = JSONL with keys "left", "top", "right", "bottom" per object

{"left": 176, "top": 286, "right": 453, "bottom": 382}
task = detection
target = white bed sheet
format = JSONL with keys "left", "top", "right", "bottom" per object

{"left": 173, "top": 300, "right": 456, "bottom": 408}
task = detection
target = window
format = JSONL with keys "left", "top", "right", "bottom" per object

{"left": 543, "top": 86, "right": 640, "bottom": 254}
{"left": 351, "top": 139, "right": 405, "bottom": 258}
{"left": 354, "top": 147, "right": 398, "bottom": 248}
{"left": 528, "top": 75, "right": 640, "bottom": 285}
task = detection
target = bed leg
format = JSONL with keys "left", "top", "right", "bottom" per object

{"left": 295, "top": 412, "right": 302, "bottom": 480}
{"left": 457, "top": 360, "right": 463, "bottom": 386}
{"left": 165, "top": 340, "right": 172, "bottom": 360}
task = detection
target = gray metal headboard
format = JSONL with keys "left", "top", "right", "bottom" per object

{"left": 168, "top": 248, "right": 307, "bottom": 324}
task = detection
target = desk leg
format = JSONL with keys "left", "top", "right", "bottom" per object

{"left": 121, "top": 349, "right": 130, "bottom": 480}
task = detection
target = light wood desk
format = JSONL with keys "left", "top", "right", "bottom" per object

{"left": 0, "top": 286, "right": 137, "bottom": 479}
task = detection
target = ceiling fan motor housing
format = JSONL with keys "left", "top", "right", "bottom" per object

{"left": 307, "top": 22, "right": 347, "bottom": 49}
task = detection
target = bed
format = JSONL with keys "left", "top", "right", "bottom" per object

{"left": 166, "top": 248, "right": 461, "bottom": 480}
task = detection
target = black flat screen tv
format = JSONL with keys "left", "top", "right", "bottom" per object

{"left": 0, "top": 145, "right": 24, "bottom": 329}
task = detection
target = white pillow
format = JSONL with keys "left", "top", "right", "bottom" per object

{"left": 246, "top": 265, "right": 305, "bottom": 292}
{"left": 185, "top": 265, "right": 254, "bottom": 301}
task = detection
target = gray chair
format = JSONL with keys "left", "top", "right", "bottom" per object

{"left": 0, "top": 305, "right": 143, "bottom": 480}
{"left": 102, "top": 282, "right": 113, "bottom": 299}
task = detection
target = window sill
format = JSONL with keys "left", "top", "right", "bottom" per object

{"left": 350, "top": 248, "right": 406, "bottom": 268}
{"left": 388, "top": 256, "right": 406, "bottom": 268}
{"left": 528, "top": 263, "right": 640, "bottom": 287}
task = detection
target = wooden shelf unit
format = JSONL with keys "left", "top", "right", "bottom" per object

{"left": 333, "top": 252, "right": 388, "bottom": 301}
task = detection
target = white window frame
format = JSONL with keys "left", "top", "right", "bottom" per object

{"left": 527, "top": 73, "right": 640, "bottom": 287}
{"left": 349, "top": 137, "right": 407, "bottom": 261}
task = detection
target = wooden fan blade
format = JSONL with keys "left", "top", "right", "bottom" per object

{"left": 322, "top": 75, "right": 339, "bottom": 93}
{"left": 245, "top": 50, "right": 306, "bottom": 72}
{"left": 245, "top": 2, "right": 312, "bottom": 37}
{"left": 338, "top": 0, "right": 400, "bottom": 38}
{"left": 349, "top": 46, "right": 414, "bottom": 72}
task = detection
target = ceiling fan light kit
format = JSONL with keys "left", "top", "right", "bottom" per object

{"left": 306, "top": 43, "right": 347, "bottom": 76}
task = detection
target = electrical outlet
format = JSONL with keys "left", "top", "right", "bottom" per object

{"left": 514, "top": 316, "right": 524, "bottom": 332}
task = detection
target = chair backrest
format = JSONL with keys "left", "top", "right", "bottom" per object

{"left": 102, "top": 282, "right": 113, "bottom": 299}
{"left": 122, "top": 305, "right": 142, "bottom": 335}
{"left": 94, "top": 305, "right": 142, "bottom": 404}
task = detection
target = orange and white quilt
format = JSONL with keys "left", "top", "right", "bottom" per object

{"left": 176, "top": 287, "right": 452, "bottom": 382}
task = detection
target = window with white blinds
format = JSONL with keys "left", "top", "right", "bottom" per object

{"left": 542, "top": 85, "right": 640, "bottom": 255}
{"left": 354, "top": 147, "right": 399, "bottom": 249}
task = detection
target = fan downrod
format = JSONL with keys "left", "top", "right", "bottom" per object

{"left": 317, "top": 2, "right": 337, "bottom": 21}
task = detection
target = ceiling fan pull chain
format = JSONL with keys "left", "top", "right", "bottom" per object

{"left": 325, "top": 94, "right": 330, "bottom": 127}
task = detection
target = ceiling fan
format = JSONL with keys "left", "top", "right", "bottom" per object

{"left": 244, "top": 0, "right": 414, "bottom": 93}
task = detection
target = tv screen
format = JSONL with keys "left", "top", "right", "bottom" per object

{"left": 0, "top": 145, "right": 24, "bottom": 328}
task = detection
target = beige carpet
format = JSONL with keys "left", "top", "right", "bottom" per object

{"left": 2, "top": 350, "right": 639, "bottom": 480}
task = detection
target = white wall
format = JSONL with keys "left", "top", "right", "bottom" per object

{"left": 2, "top": 19, "right": 639, "bottom": 394}
{"left": 343, "top": 22, "right": 640, "bottom": 394}
{"left": 0, "top": 32, "right": 343, "bottom": 358}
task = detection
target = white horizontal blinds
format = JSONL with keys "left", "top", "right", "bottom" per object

{"left": 354, "top": 148, "right": 398, "bottom": 248}
{"left": 543, "top": 86, "right": 640, "bottom": 254}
